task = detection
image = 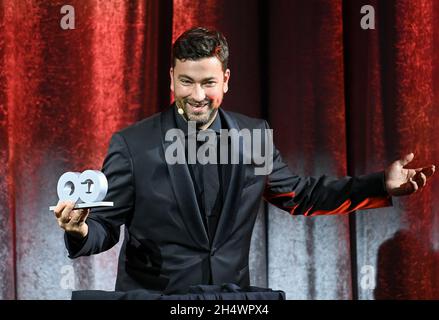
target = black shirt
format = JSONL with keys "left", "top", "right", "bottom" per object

{"left": 174, "top": 107, "right": 226, "bottom": 244}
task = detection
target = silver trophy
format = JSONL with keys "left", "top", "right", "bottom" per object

{"left": 49, "top": 170, "right": 114, "bottom": 210}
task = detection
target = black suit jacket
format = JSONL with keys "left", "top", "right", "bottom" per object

{"left": 65, "top": 106, "right": 392, "bottom": 294}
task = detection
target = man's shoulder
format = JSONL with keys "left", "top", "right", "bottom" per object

{"left": 107, "top": 111, "right": 164, "bottom": 154}
{"left": 222, "top": 109, "right": 267, "bottom": 129}
{"left": 116, "top": 111, "right": 162, "bottom": 139}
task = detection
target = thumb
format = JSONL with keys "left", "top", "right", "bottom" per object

{"left": 77, "top": 208, "right": 90, "bottom": 223}
{"left": 398, "top": 152, "right": 414, "bottom": 167}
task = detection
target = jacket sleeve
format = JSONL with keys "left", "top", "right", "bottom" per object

{"left": 263, "top": 132, "right": 392, "bottom": 216}
{"left": 65, "top": 133, "right": 135, "bottom": 258}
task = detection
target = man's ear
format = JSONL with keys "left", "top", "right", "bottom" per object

{"left": 169, "top": 68, "right": 174, "bottom": 92}
{"left": 223, "top": 69, "right": 231, "bottom": 93}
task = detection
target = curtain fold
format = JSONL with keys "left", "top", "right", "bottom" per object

{"left": 0, "top": 0, "right": 15, "bottom": 297}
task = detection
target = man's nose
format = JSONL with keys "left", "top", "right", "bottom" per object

{"left": 191, "top": 84, "right": 206, "bottom": 102}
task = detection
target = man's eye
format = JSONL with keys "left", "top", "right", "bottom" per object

{"left": 204, "top": 81, "right": 216, "bottom": 87}
{"left": 180, "top": 79, "right": 192, "bottom": 85}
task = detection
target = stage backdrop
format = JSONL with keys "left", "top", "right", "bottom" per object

{"left": 0, "top": 0, "right": 437, "bottom": 299}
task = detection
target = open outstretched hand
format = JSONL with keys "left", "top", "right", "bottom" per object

{"left": 384, "top": 153, "right": 435, "bottom": 197}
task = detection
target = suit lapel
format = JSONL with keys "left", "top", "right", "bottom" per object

{"left": 212, "top": 109, "right": 245, "bottom": 249}
{"left": 160, "top": 107, "right": 210, "bottom": 249}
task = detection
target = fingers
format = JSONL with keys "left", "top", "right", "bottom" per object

{"left": 405, "top": 164, "right": 435, "bottom": 195}
{"left": 409, "top": 178, "right": 419, "bottom": 193}
{"left": 53, "top": 200, "right": 69, "bottom": 219}
{"left": 398, "top": 152, "right": 414, "bottom": 167}
{"left": 418, "top": 165, "right": 436, "bottom": 178}
{"left": 70, "top": 208, "right": 90, "bottom": 224}
{"left": 412, "top": 164, "right": 435, "bottom": 186}
{"left": 53, "top": 200, "right": 75, "bottom": 221}
{"left": 413, "top": 172, "right": 427, "bottom": 189}
{"left": 59, "top": 201, "right": 76, "bottom": 225}
{"left": 53, "top": 201, "right": 89, "bottom": 230}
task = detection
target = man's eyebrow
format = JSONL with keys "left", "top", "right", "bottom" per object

{"left": 178, "top": 75, "right": 217, "bottom": 81}
{"left": 178, "top": 75, "right": 193, "bottom": 80}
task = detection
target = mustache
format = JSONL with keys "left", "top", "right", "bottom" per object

{"left": 184, "top": 98, "right": 211, "bottom": 107}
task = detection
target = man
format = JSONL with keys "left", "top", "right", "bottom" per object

{"left": 54, "top": 27, "right": 435, "bottom": 294}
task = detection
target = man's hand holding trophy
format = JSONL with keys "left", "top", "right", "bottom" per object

{"left": 50, "top": 170, "right": 113, "bottom": 239}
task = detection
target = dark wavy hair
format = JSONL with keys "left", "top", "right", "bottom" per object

{"left": 172, "top": 27, "right": 229, "bottom": 71}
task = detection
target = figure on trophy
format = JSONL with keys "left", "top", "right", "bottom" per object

{"left": 49, "top": 170, "right": 114, "bottom": 211}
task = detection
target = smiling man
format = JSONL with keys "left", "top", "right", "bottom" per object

{"left": 170, "top": 27, "right": 230, "bottom": 130}
{"left": 53, "top": 27, "right": 435, "bottom": 296}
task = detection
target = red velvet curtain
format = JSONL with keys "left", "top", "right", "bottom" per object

{"left": 0, "top": 0, "right": 437, "bottom": 299}
{"left": 0, "top": 0, "right": 173, "bottom": 299}
{"left": 344, "top": 0, "right": 439, "bottom": 299}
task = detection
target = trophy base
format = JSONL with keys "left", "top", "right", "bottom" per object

{"left": 49, "top": 201, "right": 114, "bottom": 211}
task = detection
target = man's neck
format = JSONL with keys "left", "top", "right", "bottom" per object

{"left": 198, "top": 109, "right": 219, "bottom": 130}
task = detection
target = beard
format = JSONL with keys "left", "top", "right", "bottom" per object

{"left": 177, "top": 98, "right": 218, "bottom": 127}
